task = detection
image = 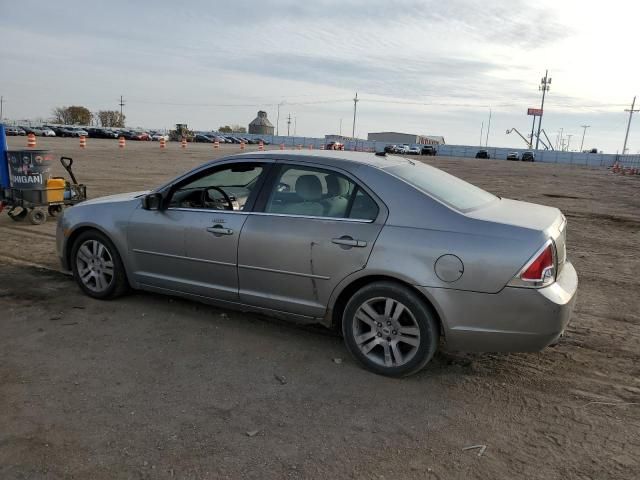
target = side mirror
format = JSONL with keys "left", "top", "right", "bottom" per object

{"left": 141, "top": 192, "right": 163, "bottom": 210}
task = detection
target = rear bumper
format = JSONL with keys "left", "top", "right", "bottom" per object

{"left": 420, "top": 261, "right": 578, "bottom": 352}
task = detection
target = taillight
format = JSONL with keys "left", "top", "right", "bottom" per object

{"left": 508, "top": 240, "right": 556, "bottom": 288}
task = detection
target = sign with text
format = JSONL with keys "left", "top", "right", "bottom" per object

{"left": 527, "top": 108, "right": 543, "bottom": 116}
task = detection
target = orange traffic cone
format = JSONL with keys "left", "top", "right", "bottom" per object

{"left": 27, "top": 133, "right": 36, "bottom": 148}
{"left": 118, "top": 136, "right": 126, "bottom": 148}
{"left": 79, "top": 135, "right": 87, "bottom": 148}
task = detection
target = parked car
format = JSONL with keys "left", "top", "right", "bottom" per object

{"left": 66, "top": 127, "right": 88, "bottom": 137}
{"left": 20, "top": 126, "right": 46, "bottom": 136}
{"left": 475, "top": 150, "right": 490, "bottom": 159}
{"left": 521, "top": 151, "right": 536, "bottom": 162}
{"left": 57, "top": 151, "right": 577, "bottom": 377}
{"left": 326, "top": 141, "right": 344, "bottom": 151}
{"left": 393, "top": 145, "right": 409, "bottom": 154}
{"left": 384, "top": 145, "right": 396, "bottom": 154}
{"left": 507, "top": 152, "right": 519, "bottom": 161}
{"left": 194, "top": 134, "right": 214, "bottom": 143}
{"left": 212, "top": 136, "right": 228, "bottom": 143}
{"left": 5, "top": 126, "right": 25, "bottom": 136}
{"left": 421, "top": 145, "right": 437, "bottom": 156}
{"left": 254, "top": 138, "right": 271, "bottom": 145}
{"left": 407, "top": 146, "right": 421, "bottom": 155}
{"left": 87, "top": 128, "right": 118, "bottom": 139}
{"left": 151, "top": 133, "right": 169, "bottom": 141}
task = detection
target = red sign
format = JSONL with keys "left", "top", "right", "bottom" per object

{"left": 528, "top": 108, "right": 543, "bottom": 116}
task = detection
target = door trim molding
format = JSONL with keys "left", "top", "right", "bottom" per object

{"left": 132, "top": 248, "right": 236, "bottom": 267}
{"left": 238, "top": 263, "right": 330, "bottom": 280}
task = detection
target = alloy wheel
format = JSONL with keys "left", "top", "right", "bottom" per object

{"left": 76, "top": 239, "right": 115, "bottom": 293}
{"left": 352, "top": 297, "right": 421, "bottom": 368}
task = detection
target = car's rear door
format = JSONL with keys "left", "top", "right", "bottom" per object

{"left": 128, "top": 160, "right": 271, "bottom": 302}
{"left": 237, "top": 162, "right": 386, "bottom": 318}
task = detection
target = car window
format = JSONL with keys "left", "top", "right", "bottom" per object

{"left": 169, "top": 164, "right": 263, "bottom": 211}
{"left": 264, "top": 165, "right": 377, "bottom": 220}
{"left": 386, "top": 163, "right": 496, "bottom": 212}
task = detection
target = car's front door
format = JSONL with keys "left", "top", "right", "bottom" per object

{"left": 237, "top": 163, "right": 386, "bottom": 318}
{"left": 128, "top": 161, "right": 269, "bottom": 302}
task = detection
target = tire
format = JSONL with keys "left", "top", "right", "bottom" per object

{"left": 342, "top": 281, "right": 439, "bottom": 377}
{"left": 8, "top": 207, "right": 28, "bottom": 222}
{"left": 27, "top": 208, "right": 47, "bottom": 225}
{"left": 70, "top": 230, "right": 129, "bottom": 300}
{"left": 48, "top": 205, "right": 63, "bottom": 217}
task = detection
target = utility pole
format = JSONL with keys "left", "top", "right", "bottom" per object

{"left": 286, "top": 114, "right": 291, "bottom": 136}
{"left": 0, "top": 96, "right": 3, "bottom": 122}
{"left": 622, "top": 96, "right": 638, "bottom": 154}
{"left": 566, "top": 134, "right": 573, "bottom": 152}
{"left": 479, "top": 121, "right": 484, "bottom": 146}
{"left": 276, "top": 102, "right": 281, "bottom": 136}
{"left": 529, "top": 114, "right": 536, "bottom": 148}
{"left": 352, "top": 92, "right": 359, "bottom": 139}
{"left": 535, "top": 70, "right": 551, "bottom": 150}
{"left": 339, "top": 118, "right": 343, "bottom": 136}
{"left": 579, "top": 125, "right": 590, "bottom": 152}
{"left": 485, "top": 108, "right": 492, "bottom": 147}
{"left": 294, "top": 116, "right": 297, "bottom": 136}
{"left": 119, "top": 95, "right": 125, "bottom": 126}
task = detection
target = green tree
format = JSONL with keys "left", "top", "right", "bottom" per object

{"left": 218, "top": 125, "right": 232, "bottom": 133}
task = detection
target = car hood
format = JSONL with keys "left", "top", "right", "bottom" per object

{"left": 466, "top": 197, "right": 563, "bottom": 233}
{"left": 79, "top": 191, "right": 149, "bottom": 206}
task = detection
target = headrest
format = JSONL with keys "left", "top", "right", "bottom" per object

{"left": 325, "top": 174, "right": 349, "bottom": 196}
{"left": 295, "top": 175, "right": 323, "bottom": 201}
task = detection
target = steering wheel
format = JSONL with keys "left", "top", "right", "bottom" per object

{"left": 202, "top": 186, "right": 234, "bottom": 210}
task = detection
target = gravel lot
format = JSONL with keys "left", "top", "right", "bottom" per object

{"left": 1, "top": 137, "right": 639, "bottom": 479}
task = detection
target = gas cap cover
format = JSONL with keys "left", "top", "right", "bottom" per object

{"left": 434, "top": 254, "right": 464, "bottom": 283}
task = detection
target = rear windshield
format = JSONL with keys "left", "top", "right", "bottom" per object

{"left": 386, "top": 163, "right": 497, "bottom": 212}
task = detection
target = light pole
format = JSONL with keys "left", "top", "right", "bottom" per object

{"left": 622, "top": 96, "right": 638, "bottom": 154}
{"left": 479, "top": 121, "right": 484, "bottom": 146}
{"left": 535, "top": 70, "right": 551, "bottom": 150}
{"left": 566, "top": 134, "right": 573, "bottom": 152}
{"left": 485, "top": 108, "right": 492, "bottom": 147}
{"left": 579, "top": 125, "right": 590, "bottom": 152}
{"left": 352, "top": 92, "right": 358, "bottom": 139}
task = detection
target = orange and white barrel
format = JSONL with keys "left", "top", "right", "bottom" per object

{"left": 214, "top": 140, "right": 220, "bottom": 149}
{"left": 308, "top": 144, "right": 313, "bottom": 150}
{"left": 27, "top": 133, "right": 36, "bottom": 148}
{"left": 181, "top": 138, "right": 187, "bottom": 149}
{"left": 118, "top": 136, "right": 126, "bottom": 148}
{"left": 258, "top": 141, "right": 264, "bottom": 151}
{"left": 160, "top": 137, "right": 166, "bottom": 149}
{"left": 279, "top": 143, "right": 285, "bottom": 150}
{"left": 79, "top": 135, "right": 87, "bottom": 148}
{"left": 240, "top": 142, "right": 245, "bottom": 150}
{"left": 296, "top": 144, "right": 302, "bottom": 150}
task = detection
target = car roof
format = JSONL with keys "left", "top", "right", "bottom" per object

{"left": 217, "top": 150, "right": 412, "bottom": 170}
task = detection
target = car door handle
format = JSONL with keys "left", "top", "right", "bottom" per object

{"left": 206, "top": 226, "right": 234, "bottom": 236}
{"left": 332, "top": 237, "right": 367, "bottom": 248}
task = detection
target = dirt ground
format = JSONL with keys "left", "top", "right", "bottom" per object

{"left": 1, "top": 137, "right": 639, "bottom": 479}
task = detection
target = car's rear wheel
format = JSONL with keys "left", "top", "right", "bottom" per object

{"left": 342, "top": 282, "right": 439, "bottom": 377}
{"left": 71, "top": 230, "right": 129, "bottom": 299}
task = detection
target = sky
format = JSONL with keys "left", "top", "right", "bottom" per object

{"left": 1, "top": 0, "right": 639, "bottom": 152}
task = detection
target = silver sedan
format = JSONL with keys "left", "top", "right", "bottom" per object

{"left": 56, "top": 151, "right": 578, "bottom": 376}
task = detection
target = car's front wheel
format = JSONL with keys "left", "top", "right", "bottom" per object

{"left": 71, "top": 230, "right": 129, "bottom": 299}
{"left": 342, "top": 282, "right": 439, "bottom": 377}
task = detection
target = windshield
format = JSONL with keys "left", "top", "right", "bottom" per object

{"left": 386, "top": 163, "right": 497, "bottom": 212}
